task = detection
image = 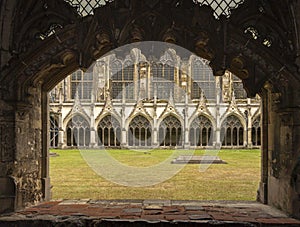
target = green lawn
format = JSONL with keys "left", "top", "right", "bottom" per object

{"left": 49, "top": 149, "right": 261, "bottom": 201}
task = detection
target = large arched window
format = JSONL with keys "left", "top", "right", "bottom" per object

{"left": 191, "top": 58, "right": 215, "bottom": 100}
{"left": 252, "top": 117, "right": 261, "bottom": 146}
{"left": 189, "top": 115, "right": 213, "bottom": 147}
{"left": 152, "top": 62, "right": 175, "bottom": 100}
{"left": 50, "top": 114, "right": 59, "bottom": 148}
{"left": 159, "top": 115, "right": 182, "bottom": 147}
{"left": 128, "top": 115, "right": 152, "bottom": 146}
{"left": 110, "top": 60, "right": 123, "bottom": 99}
{"left": 71, "top": 70, "right": 93, "bottom": 100}
{"left": 97, "top": 115, "right": 121, "bottom": 147}
{"left": 221, "top": 115, "right": 244, "bottom": 147}
{"left": 66, "top": 115, "right": 90, "bottom": 147}
{"left": 232, "top": 75, "right": 247, "bottom": 99}
{"left": 123, "top": 60, "right": 134, "bottom": 100}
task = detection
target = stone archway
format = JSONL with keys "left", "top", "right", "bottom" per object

{"left": 1, "top": 0, "right": 300, "bottom": 218}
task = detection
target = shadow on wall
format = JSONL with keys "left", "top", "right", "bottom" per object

{"left": 0, "top": 177, "right": 16, "bottom": 213}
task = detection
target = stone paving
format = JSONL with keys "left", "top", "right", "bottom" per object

{"left": 1, "top": 200, "right": 300, "bottom": 226}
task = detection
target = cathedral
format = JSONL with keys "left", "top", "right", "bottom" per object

{"left": 49, "top": 48, "right": 261, "bottom": 149}
{"left": 2, "top": 0, "right": 300, "bottom": 222}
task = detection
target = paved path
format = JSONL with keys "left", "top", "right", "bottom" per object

{"left": 1, "top": 200, "right": 300, "bottom": 226}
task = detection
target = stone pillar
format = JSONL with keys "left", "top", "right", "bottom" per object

{"left": 215, "top": 77, "right": 221, "bottom": 148}
{"left": 58, "top": 111, "right": 64, "bottom": 148}
{"left": 184, "top": 94, "right": 190, "bottom": 148}
{"left": 41, "top": 91, "right": 51, "bottom": 201}
{"left": 0, "top": 97, "right": 16, "bottom": 213}
{"left": 258, "top": 88, "right": 268, "bottom": 204}
{"left": 90, "top": 104, "right": 96, "bottom": 148}
{"left": 121, "top": 104, "right": 127, "bottom": 147}
{"left": 246, "top": 98, "right": 252, "bottom": 148}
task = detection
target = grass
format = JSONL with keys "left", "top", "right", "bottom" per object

{"left": 49, "top": 149, "right": 260, "bottom": 201}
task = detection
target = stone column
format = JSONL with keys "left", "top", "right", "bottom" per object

{"left": 184, "top": 94, "right": 190, "bottom": 148}
{"left": 215, "top": 77, "right": 221, "bottom": 148}
{"left": 121, "top": 103, "right": 127, "bottom": 147}
{"left": 258, "top": 88, "right": 268, "bottom": 204}
{"left": 247, "top": 98, "right": 252, "bottom": 148}
{"left": 90, "top": 104, "right": 96, "bottom": 148}
{"left": 58, "top": 111, "right": 64, "bottom": 148}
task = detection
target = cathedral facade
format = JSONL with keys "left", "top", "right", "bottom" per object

{"left": 49, "top": 48, "right": 261, "bottom": 149}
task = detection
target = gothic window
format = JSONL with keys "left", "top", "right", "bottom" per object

{"left": 71, "top": 70, "right": 93, "bottom": 100}
{"left": 191, "top": 59, "right": 215, "bottom": 100}
{"left": 159, "top": 115, "right": 182, "bottom": 147}
{"left": 123, "top": 60, "right": 134, "bottom": 100}
{"left": 189, "top": 115, "right": 213, "bottom": 147}
{"left": 153, "top": 62, "right": 175, "bottom": 100}
{"left": 128, "top": 115, "right": 152, "bottom": 147}
{"left": 252, "top": 117, "right": 261, "bottom": 146}
{"left": 110, "top": 60, "right": 123, "bottom": 99}
{"left": 97, "top": 115, "right": 121, "bottom": 147}
{"left": 66, "top": 115, "right": 90, "bottom": 147}
{"left": 49, "top": 86, "right": 59, "bottom": 103}
{"left": 50, "top": 114, "right": 59, "bottom": 148}
{"left": 221, "top": 115, "right": 244, "bottom": 147}
{"left": 232, "top": 75, "right": 247, "bottom": 99}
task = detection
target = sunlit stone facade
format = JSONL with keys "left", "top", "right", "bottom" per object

{"left": 49, "top": 48, "right": 261, "bottom": 149}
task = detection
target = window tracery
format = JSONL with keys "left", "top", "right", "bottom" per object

{"left": 64, "top": 0, "right": 113, "bottom": 17}
{"left": 159, "top": 116, "right": 182, "bottom": 146}
{"left": 50, "top": 114, "right": 59, "bottom": 148}
{"left": 221, "top": 115, "right": 243, "bottom": 146}
{"left": 128, "top": 115, "right": 152, "bottom": 147}
{"left": 66, "top": 115, "right": 90, "bottom": 147}
{"left": 71, "top": 70, "right": 93, "bottom": 100}
{"left": 97, "top": 115, "right": 121, "bottom": 147}
{"left": 193, "top": 0, "right": 244, "bottom": 18}
{"left": 252, "top": 117, "right": 261, "bottom": 146}
{"left": 189, "top": 115, "right": 213, "bottom": 146}
{"left": 192, "top": 59, "right": 215, "bottom": 100}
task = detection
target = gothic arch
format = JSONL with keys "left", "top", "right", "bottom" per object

{"left": 220, "top": 112, "right": 246, "bottom": 130}
{"left": 128, "top": 115, "right": 152, "bottom": 147}
{"left": 158, "top": 114, "right": 183, "bottom": 147}
{"left": 189, "top": 115, "right": 214, "bottom": 147}
{"left": 97, "top": 115, "right": 121, "bottom": 147}
{"left": 65, "top": 114, "right": 90, "bottom": 147}
{"left": 221, "top": 114, "right": 244, "bottom": 147}
{"left": 189, "top": 112, "right": 216, "bottom": 130}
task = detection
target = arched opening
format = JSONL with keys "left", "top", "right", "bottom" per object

{"left": 221, "top": 115, "right": 244, "bottom": 148}
{"left": 128, "top": 115, "right": 152, "bottom": 147}
{"left": 252, "top": 117, "right": 261, "bottom": 147}
{"left": 49, "top": 113, "right": 59, "bottom": 148}
{"left": 66, "top": 115, "right": 90, "bottom": 147}
{"left": 189, "top": 115, "right": 213, "bottom": 147}
{"left": 97, "top": 115, "right": 121, "bottom": 147}
{"left": 159, "top": 115, "right": 182, "bottom": 147}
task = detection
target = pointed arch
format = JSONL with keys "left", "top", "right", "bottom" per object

{"left": 159, "top": 115, "right": 182, "bottom": 147}
{"left": 251, "top": 116, "right": 261, "bottom": 146}
{"left": 65, "top": 115, "right": 90, "bottom": 147}
{"left": 189, "top": 115, "right": 214, "bottom": 147}
{"left": 97, "top": 115, "right": 121, "bottom": 147}
{"left": 221, "top": 114, "right": 244, "bottom": 147}
{"left": 128, "top": 115, "right": 152, "bottom": 147}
